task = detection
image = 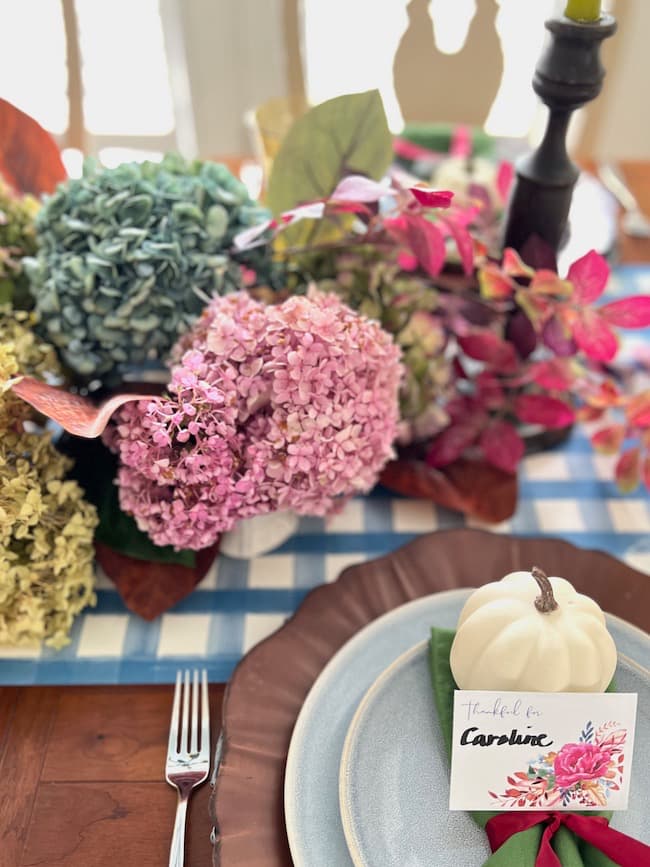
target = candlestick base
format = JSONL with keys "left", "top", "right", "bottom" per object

{"left": 501, "top": 14, "right": 617, "bottom": 265}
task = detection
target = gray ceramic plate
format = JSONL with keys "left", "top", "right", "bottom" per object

{"left": 339, "top": 641, "right": 650, "bottom": 867}
{"left": 284, "top": 589, "right": 649, "bottom": 867}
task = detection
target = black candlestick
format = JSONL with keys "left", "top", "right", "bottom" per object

{"left": 501, "top": 13, "right": 617, "bottom": 264}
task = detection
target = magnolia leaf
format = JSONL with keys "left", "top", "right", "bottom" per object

{"left": 599, "top": 296, "right": 650, "bottom": 328}
{"left": 267, "top": 90, "right": 392, "bottom": 216}
{"left": 572, "top": 309, "right": 619, "bottom": 362}
{"left": 627, "top": 390, "right": 650, "bottom": 428}
{"left": 514, "top": 393, "right": 575, "bottom": 429}
{"left": 458, "top": 330, "right": 518, "bottom": 372}
{"left": 0, "top": 98, "right": 67, "bottom": 195}
{"left": 10, "top": 376, "right": 154, "bottom": 437}
{"left": 480, "top": 421, "right": 524, "bottom": 473}
{"left": 379, "top": 456, "right": 518, "bottom": 523}
{"left": 567, "top": 249, "right": 609, "bottom": 304}
{"left": 409, "top": 186, "right": 454, "bottom": 208}
{"left": 591, "top": 425, "right": 626, "bottom": 455}
{"left": 615, "top": 447, "right": 641, "bottom": 494}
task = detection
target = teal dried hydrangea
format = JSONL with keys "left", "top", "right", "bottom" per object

{"left": 0, "top": 179, "right": 39, "bottom": 308}
{"left": 0, "top": 308, "right": 98, "bottom": 648}
{"left": 25, "top": 154, "right": 271, "bottom": 381}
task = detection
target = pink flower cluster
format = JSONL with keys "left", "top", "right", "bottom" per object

{"left": 107, "top": 291, "right": 402, "bottom": 550}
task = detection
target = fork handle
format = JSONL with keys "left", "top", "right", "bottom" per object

{"left": 169, "top": 793, "right": 189, "bottom": 867}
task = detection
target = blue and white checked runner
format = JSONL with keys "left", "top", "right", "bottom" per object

{"left": 1, "top": 266, "right": 648, "bottom": 686}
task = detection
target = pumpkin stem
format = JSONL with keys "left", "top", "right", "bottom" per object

{"left": 531, "top": 566, "right": 559, "bottom": 613}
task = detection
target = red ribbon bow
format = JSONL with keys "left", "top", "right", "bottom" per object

{"left": 485, "top": 811, "right": 650, "bottom": 867}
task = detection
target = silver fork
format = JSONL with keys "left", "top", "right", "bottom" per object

{"left": 166, "top": 669, "right": 210, "bottom": 867}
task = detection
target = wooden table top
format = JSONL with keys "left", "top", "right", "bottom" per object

{"left": 1, "top": 160, "right": 649, "bottom": 867}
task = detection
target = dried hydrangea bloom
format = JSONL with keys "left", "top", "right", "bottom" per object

{"left": 109, "top": 290, "right": 403, "bottom": 550}
{"left": 24, "top": 154, "right": 272, "bottom": 381}
{"left": 0, "top": 179, "right": 39, "bottom": 308}
{"left": 0, "top": 311, "right": 97, "bottom": 648}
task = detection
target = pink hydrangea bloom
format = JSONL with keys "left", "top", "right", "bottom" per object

{"left": 107, "top": 291, "right": 402, "bottom": 550}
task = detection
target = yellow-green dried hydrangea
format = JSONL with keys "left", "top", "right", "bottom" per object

{"left": 0, "top": 180, "right": 39, "bottom": 308}
{"left": 0, "top": 309, "right": 98, "bottom": 648}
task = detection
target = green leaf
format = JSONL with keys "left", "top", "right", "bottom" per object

{"left": 266, "top": 89, "right": 392, "bottom": 217}
{"left": 57, "top": 434, "right": 196, "bottom": 567}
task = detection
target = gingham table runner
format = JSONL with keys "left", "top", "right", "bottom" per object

{"left": 1, "top": 265, "right": 648, "bottom": 685}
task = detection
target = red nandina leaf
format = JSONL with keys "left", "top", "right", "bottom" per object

{"left": 476, "top": 372, "right": 505, "bottom": 409}
{"left": 496, "top": 160, "right": 514, "bottom": 202}
{"left": 404, "top": 214, "right": 446, "bottom": 277}
{"left": 479, "top": 263, "right": 515, "bottom": 299}
{"left": 530, "top": 270, "right": 572, "bottom": 297}
{"left": 409, "top": 186, "right": 454, "bottom": 208}
{"left": 584, "top": 380, "right": 623, "bottom": 409}
{"left": 567, "top": 249, "right": 609, "bottom": 304}
{"left": 591, "top": 425, "right": 626, "bottom": 454}
{"left": 627, "top": 390, "right": 650, "bottom": 428}
{"left": 392, "top": 136, "right": 439, "bottom": 162}
{"left": 530, "top": 358, "right": 574, "bottom": 391}
{"left": 379, "top": 456, "right": 518, "bottom": 523}
{"left": 397, "top": 250, "right": 418, "bottom": 271}
{"left": 330, "top": 174, "right": 388, "bottom": 202}
{"left": 572, "top": 309, "right": 619, "bottom": 361}
{"left": 440, "top": 215, "right": 474, "bottom": 276}
{"left": 0, "top": 98, "right": 67, "bottom": 195}
{"left": 599, "top": 296, "right": 650, "bottom": 328}
{"left": 514, "top": 394, "right": 575, "bottom": 428}
{"left": 425, "top": 422, "right": 480, "bottom": 468}
{"left": 480, "top": 422, "right": 525, "bottom": 473}
{"left": 506, "top": 310, "right": 537, "bottom": 359}
{"left": 615, "top": 447, "right": 641, "bottom": 494}
{"left": 450, "top": 125, "right": 472, "bottom": 158}
{"left": 542, "top": 314, "right": 577, "bottom": 357}
{"left": 577, "top": 405, "right": 605, "bottom": 422}
{"left": 643, "top": 454, "right": 650, "bottom": 491}
{"left": 502, "top": 247, "right": 534, "bottom": 278}
{"left": 458, "top": 331, "right": 517, "bottom": 372}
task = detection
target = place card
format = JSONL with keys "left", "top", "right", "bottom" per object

{"left": 448, "top": 690, "right": 637, "bottom": 811}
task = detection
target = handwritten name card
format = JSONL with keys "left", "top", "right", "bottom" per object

{"left": 449, "top": 690, "right": 637, "bottom": 811}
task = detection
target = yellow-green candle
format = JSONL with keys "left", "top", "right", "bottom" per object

{"left": 564, "top": 0, "right": 601, "bottom": 21}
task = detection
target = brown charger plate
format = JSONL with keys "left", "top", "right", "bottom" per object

{"left": 209, "top": 528, "right": 650, "bottom": 866}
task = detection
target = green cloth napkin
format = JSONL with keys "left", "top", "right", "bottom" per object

{"left": 429, "top": 628, "right": 617, "bottom": 867}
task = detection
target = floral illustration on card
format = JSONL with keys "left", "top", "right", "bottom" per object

{"left": 489, "top": 720, "right": 626, "bottom": 808}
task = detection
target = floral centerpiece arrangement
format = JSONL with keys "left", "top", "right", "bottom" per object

{"left": 3, "top": 90, "right": 650, "bottom": 635}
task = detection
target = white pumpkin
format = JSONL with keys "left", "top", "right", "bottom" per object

{"left": 449, "top": 567, "right": 617, "bottom": 692}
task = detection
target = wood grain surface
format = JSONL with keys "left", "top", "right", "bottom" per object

{"left": 0, "top": 685, "right": 224, "bottom": 867}
{"left": 0, "top": 162, "right": 648, "bottom": 867}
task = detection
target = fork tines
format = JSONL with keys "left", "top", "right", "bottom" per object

{"left": 167, "top": 668, "right": 210, "bottom": 761}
